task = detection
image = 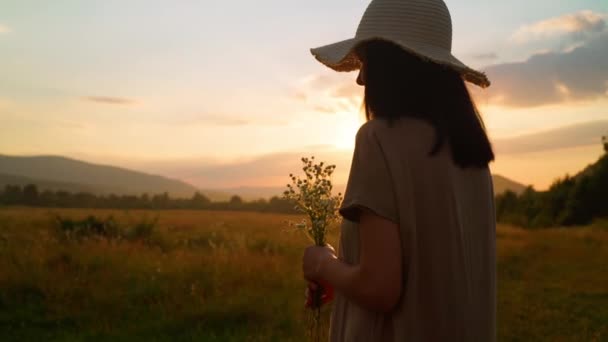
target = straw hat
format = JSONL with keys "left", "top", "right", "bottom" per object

{"left": 310, "top": 0, "right": 491, "bottom": 88}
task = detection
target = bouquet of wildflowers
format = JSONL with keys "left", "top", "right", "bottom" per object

{"left": 284, "top": 156, "right": 342, "bottom": 340}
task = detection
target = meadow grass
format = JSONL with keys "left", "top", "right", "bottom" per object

{"left": 0, "top": 208, "right": 606, "bottom": 341}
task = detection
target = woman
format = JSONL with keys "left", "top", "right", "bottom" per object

{"left": 302, "top": 0, "right": 496, "bottom": 341}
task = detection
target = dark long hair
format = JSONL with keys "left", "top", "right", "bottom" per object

{"left": 360, "top": 40, "right": 494, "bottom": 169}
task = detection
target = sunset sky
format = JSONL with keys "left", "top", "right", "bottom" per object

{"left": 1, "top": 0, "right": 608, "bottom": 190}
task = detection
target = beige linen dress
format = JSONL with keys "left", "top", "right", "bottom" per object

{"left": 329, "top": 118, "right": 496, "bottom": 341}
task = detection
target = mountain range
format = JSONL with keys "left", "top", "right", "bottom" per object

{"left": 0, "top": 155, "right": 198, "bottom": 198}
{"left": 0, "top": 155, "right": 526, "bottom": 200}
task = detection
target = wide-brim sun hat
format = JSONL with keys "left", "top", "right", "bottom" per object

{"left": 310, "top": 0, "right": 491, "bottom": 88}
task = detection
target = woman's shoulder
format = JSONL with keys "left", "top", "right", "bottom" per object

{"left": 355, "top": 119, "right": 390, "bottom": 141}
{"left": 357, "top": 117, "right": 434, "bottom": 143}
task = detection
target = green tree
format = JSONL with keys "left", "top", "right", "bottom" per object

{"left": 22, "top": 184, "right": 39, "bottom": 206}
{"left": 546, "top": 176, "right": 576, "bottom": 226}
{"left": 561, "top": 176, "right": 594, "bottom": 226}
{"left": 39, "top": 190, "right": 58, "bottom": 207}
{"left": 495, "top": 190, "right": 518, "bottom": 221}
{"left": 518, "top": 187, "right": 542, "bottom": 227}
{"left": 1, "top": 185, "right": 22, "bottom": 205}
{"left": 152, "top": 192, "right": 170, "bottom": 209}
{"left": 140, "top": 193, "right": 151, "bottom": 208}
{"left": 191, "top": 192, "right": 211, "bottom": 208}
{"left": 229, "top": 195, "right": 243, "bottom": 205}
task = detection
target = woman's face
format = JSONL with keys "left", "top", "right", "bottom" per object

{"left": 356, "top": 48, "right": 367, "bottom": 86}
{"left": 357, "top": 64, "right": 366, "bottom": 86}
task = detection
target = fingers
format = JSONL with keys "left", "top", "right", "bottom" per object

{"left": 305, "top": 284, "right": 319, "bottom": 308}
{"left": 302, "top": 245, "right": 337, "bottom": 282}
{"left": 304, "top": 282, "right": 334, "bottom": 308}
{"left": 305, "top": 287, "right": 311, "bottom": 308}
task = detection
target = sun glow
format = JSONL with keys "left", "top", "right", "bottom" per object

{"left": 333, "top": 112, "right": 364, "bottom": 150}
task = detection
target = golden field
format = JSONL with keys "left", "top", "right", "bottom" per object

{"left": 0, "top": 208, "right": 606, "bottom": 341}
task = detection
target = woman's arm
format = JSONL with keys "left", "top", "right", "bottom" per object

{"left": 303, "top": 208, "right": 403, "bottom": 313}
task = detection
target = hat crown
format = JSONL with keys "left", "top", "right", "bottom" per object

{"left": 355, "top": 0, "right": 453, "bottom": 52}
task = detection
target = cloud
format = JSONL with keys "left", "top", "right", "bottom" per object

{"left": 292, "top": 73, "right": 362, "bottom": 115}
{"left": 511, "top": 10, "right": 606, "bottom": 44}
{"left": 169, "top": 114, "right": 288, "bottom": 127}
{"left": 135, "top": 149, "right": 354, "bottom": 189}
{"left": 182, "top": 115, "right": 250, "bottom": 126}
{"left": 313, "top": 105, "right": 338, "bottom": 114}
{"left": 0, "top": 24, "right": 11, "bottom": 34}
{"left": 493, "top": 120, "right": 608, "bottom": 154}
{"left": 293, "top": 92, "right": 307, "bottom": 101}
{"left": 83, "top": 96, "right": 136, "bottom": 105}
{"left": 472, "top": 53, "right": 499, "bottom": 61}
{"left": 332, "top": 82, "right": 362, "bottom": 100}
{"left": 475, "top": 32, "right": 608, "bottom": 107}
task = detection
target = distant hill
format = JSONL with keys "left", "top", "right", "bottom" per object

{"left": 0, "top": 155, "right": 199, "bottom": 198}
{"left": 0, "top": 155, "right": 527, "bottom": 201}
{"left": 0, "top": 173, "right": 110, "bottom": 194}
{"left": 213, "top": 175, "right": 526, "bottom": 200}
{"left": 493, "top": 175, "right": 526, "bottom": 195}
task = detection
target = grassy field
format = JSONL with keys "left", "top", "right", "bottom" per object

{"left": 0, "top": 208, "right": 607, "bottom": 341}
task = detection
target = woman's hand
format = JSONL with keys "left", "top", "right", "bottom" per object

{"left": 303, "top": 246, "right": 337, "bottom": 308}
{"left": 305, "top": 280, "right": 335, "bottom": 308}
{"left": 302, "top": 244, "right": 337, "bottom": 282}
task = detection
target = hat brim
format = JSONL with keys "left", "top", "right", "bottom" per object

{"left": 311, "top": 37, "right": 491, "bottom": 88}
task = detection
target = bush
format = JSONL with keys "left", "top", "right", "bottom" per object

{"left": 54, "top": 214, "right": 159, "bottom": 242}
{"left": 55, "top": 215, "right": 120, "bottom": 240}
{"left": 496, "top": 153, "right": 608, "bottom": 228}
{"left": 125, "top": 215, "right": 159, "bottom": 242}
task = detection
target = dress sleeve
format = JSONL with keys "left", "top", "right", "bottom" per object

{"left": 339, "top": 122, "right": 398, "bottom": 223}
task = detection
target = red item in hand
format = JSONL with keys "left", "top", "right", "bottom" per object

{"left": 305, "top": 280, "right": 335, "bottom": 308}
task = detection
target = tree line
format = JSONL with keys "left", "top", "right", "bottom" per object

{"left": 496, "top": 141, "right": 608, "bottom": 228}
{"left": 0, "top": 185, "right": 298, "bottom": 214}
{"left": 3, "top": 137, "right": 607, "bottom": 227}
